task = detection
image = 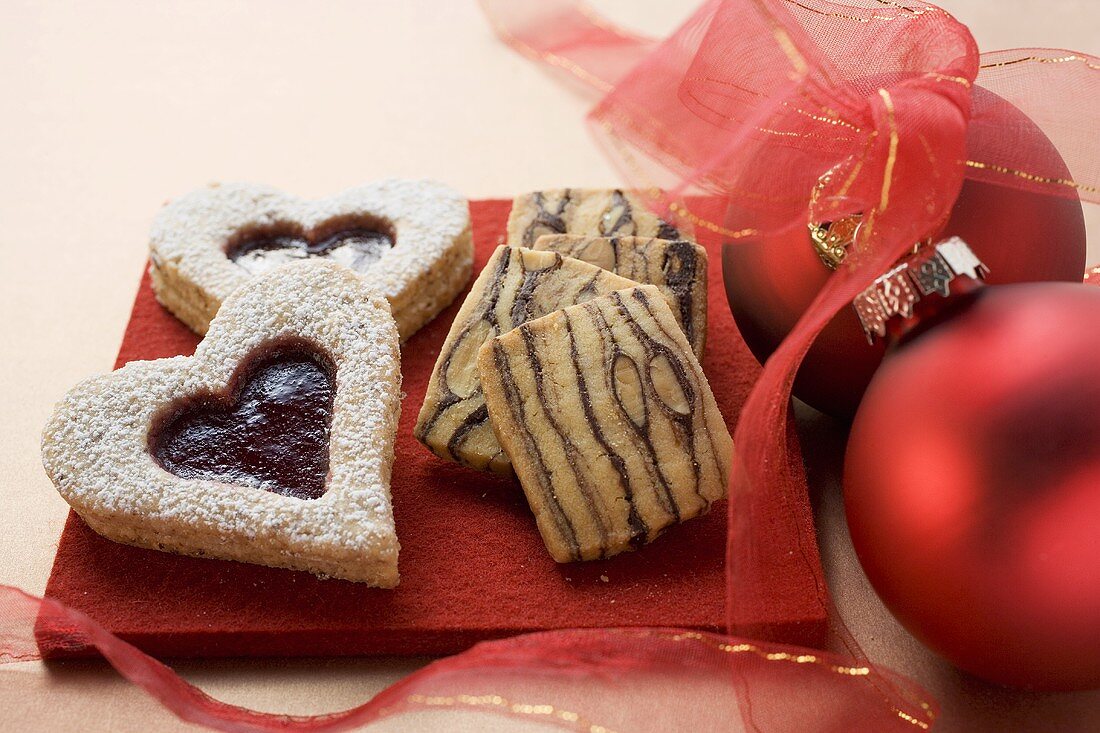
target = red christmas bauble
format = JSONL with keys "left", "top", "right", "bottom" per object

{"left": 844, "top": 282, "right": 1100, "bottom": 690}
{"left": 722, "top": 95, "right": 1086, "bottom": 418}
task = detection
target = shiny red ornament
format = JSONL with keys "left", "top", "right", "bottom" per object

{"left": 723, "top": 98, "right": 1086, "bottom": 418}
{"left": 844, "top": 282, "right": 1100, "bottom": 690}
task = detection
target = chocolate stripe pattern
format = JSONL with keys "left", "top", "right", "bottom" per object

{"left": 532, "top": 234, "right": 708, "bottom": 358}
{"left": 477, "top": 285, "right": 733, "bottom": 562}
{"left": 506, "top": 188, "right": 681, "bottom": 249}
{"left": 414, "top": 245, "right": 648, "bottom": 475}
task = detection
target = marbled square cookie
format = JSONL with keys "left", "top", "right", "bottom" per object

{"left": 478, "top": 285, "right": 732, "bottom": 562}
{"left": 506, "top": 189, "right": 682, "bottom": 246}
{"left": 415, "top": 245, "right": 650, "bottom": 475}
{"left": 42, "top": 260, "right": 403, "bottom": 586}
{"left": 149, "top": 179, "right": 472, "bottom": 341}
{"left": 533, "top": 234, "right": 708, "bottom": 358}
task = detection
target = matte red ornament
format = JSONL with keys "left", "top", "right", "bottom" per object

{"left": 844, "top": 282, "right": 1100, "bottom": 690}
{"left": 723, "top": 93, "right": 1086, "bottom": 418}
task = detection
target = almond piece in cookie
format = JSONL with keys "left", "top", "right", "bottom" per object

{"left": 42, "top": 260, "right": 403, "bottom": 586}
{"left": 478, "top": 285, "right": 732, "bottom": 563}
{"left": 149, "top": 179, "right": 472, "bottom": 341}
{"left": 533, "top": 234, "right": 708, "bottom": 358}
{"left": 505, "top": 189, "right": 683, "bottom": 246}
{"left": 415, "top": 245, "right": 658, "bottom": 475}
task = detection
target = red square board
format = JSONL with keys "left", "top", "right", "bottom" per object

{"left": 41, "top": 198, "right": 826, "bottom": 658}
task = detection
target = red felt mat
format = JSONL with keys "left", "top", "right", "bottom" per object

{"left": 41, "top": 198, "right": 826, "bottom": 658}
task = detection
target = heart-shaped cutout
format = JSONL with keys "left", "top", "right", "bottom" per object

{"left": 227, "top": 217, "right": 395, "bottom": 276}
{"left": 42, "top": 261, "right": 403, "bottom": 586}
{"left": 149, "top": 179, "right": 472, "bottom": 341}
{"left": 151, "top": 339, "right": 335, "bottom": 501}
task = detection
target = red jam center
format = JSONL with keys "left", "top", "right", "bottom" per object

{"left": 151, "top": 342, "right": 335, "bottom": 500}
{"left": 229, "top": 222, "right": 393, "bottom": 275}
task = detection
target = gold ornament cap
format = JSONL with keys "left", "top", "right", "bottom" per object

{"left": 809, "top": 214, "right": 862, "bottom": 269}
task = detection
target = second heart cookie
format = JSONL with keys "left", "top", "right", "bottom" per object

{"left": 149, "top": 179, "right": 473, "bottom": 340}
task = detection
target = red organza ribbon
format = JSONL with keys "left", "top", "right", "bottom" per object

{"left": 4, "top": 2, "right": 1098, "bottom": 731}
{"left": 5, "top": 583, "right": 933, "bottom": 731}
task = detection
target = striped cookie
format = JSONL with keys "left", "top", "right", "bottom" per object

{"left": 533, "top": 234, "right": 708, "bottom": 358}
{"left": 414, "top": 245, "right": 651, "bottom": 475}
{"left": 506, "top": 189, "right": 682, "bottom": 246}
{"left": 478, "top": 285, "right": 732, "bottom": 562}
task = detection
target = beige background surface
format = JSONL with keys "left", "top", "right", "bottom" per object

{"left": 1, "top": 1, "right": 1098, "bottom": 731}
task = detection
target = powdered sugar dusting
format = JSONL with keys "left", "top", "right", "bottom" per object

{"left": 41, "top": 260, "right": 403, "bottom": 586}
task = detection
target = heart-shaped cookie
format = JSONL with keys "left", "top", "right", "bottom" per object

{"left": 42, "top": 260, "right": 403, "bottom": 586}
{"left": 149, "top": 179, "right": 472, "bottom": 341}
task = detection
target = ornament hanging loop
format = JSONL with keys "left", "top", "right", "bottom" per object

{"left": 852, "top": 237, "right": 990, "bottom": 344}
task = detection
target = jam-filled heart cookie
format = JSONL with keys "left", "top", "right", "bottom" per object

{"left": 42, "top": 260, "right": 403, "bottom": 586}
{"left": 478, "top": 285, "right": 732, "bottom": 562}
{"left": 149, "top": 179, "right": 472, "bottom": 341}
{"left": 506, "top": 189, "right": 683, "bottom": 246}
